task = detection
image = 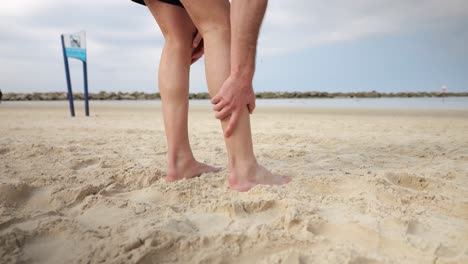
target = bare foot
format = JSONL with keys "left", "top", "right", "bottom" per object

{"left": 166, "top": 159, "right": 221, "bottom": 182}
{"left": 228, "top": 163, "right": 291, "bottom": 192}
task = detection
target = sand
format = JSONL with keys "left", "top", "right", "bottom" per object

{"left": 1, "top": 101, "right": 467, "bottom": 264}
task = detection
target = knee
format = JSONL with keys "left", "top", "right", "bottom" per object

{"left": 197, "top": 16, "right": 230, "bottom": 40}
{"left": 163, "top": 32, "right": 193, "bottom": 52}
{"left": 196, "top": 22, "right": 230, "bottom": 47}
{"left": 180, "top": 0, "right": 230, "bottom": 39}
{"left": 200, "top": 23, "right": 230, "bottom": 41}
{"left": 159, "top": 22, "right": 195, "bottom": 52}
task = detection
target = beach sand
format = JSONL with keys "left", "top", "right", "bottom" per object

{"left": 1, "top": 102, "right": 467, "bottom": 264}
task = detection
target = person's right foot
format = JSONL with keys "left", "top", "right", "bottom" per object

{"left": 228, "top": 163, "right": 291, "bottom": 192}
{"left": 166, "top": 158, "right": 220, "bottom": 182}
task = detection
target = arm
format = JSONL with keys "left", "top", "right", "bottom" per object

{"left": 212, "top": 0, "right": 268, "bottom": 137}
{"left": 230, "top": 0, "right": 267, "bottom": 81}
{"left": 191, "top": 31, "right": 204, "bottom": 64}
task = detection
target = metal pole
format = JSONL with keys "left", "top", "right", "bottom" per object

{"left": 61, "top": 34, "right": 75, "bottom": 117}
{"left": 83, "top": 61, "right": 89, "bottom": 116}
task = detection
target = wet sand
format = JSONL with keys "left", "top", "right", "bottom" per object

{"left": 1, "top": 102, "right": 467, "bottom": 263}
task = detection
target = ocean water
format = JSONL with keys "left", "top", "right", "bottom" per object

{"left": 4, "top": 97, "right": 468, "bottom": 110}
{"left": 194, "top": 97, "right": 468, "bottom": 110}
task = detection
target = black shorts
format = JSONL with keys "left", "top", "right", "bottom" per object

{"left": 131, "top": 0, "right": 184, "bottom": 8}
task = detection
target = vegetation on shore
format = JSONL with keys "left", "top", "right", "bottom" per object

{"left": 2, "top": 91, "right": 467, "bottom": 101}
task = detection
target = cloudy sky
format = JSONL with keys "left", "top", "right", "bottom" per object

{"left": 1, "top": 0, "right": 468, "bottom": 94}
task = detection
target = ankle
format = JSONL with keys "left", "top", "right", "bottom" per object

{"left": 167, "top": 153, "right": 195, "bottom": 182}
{"left": 229, "top": 158, "right": 258, "bottom": 182}
{"left": 229, "top": 157, "right": 257, "bottom": 170}
{"left": 167, "top": 150, "right": 195, "bottom": 169}
{"left": 229, "top": 154, "right": 257, "bottom": 170}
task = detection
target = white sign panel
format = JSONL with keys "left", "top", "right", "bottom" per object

{"left": 63, "top": 31, "right": 86, "bottom": 61}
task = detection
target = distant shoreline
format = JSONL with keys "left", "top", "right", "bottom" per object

{"left": 2, "top": 91, "right": 468, "bottom": 101}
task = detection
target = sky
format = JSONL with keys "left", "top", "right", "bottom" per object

{"left": 1, "top": 0, "right": 468, "bottom": 94}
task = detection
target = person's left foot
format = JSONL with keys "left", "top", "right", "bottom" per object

{"left": 228, "top": 162, "right": 291, "bottom": 192}
{"left": 166, "top": 158, "right": 221, "bottom": 182}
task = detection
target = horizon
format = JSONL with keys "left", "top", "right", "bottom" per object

{"left": 3, "top": 90, "right": 468, "bottom": 95}
{"left": 1, "top": 1, "right": 468, "bottom": 94}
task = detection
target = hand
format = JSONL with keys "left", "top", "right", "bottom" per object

{"left": 191, "top": 31, "right": 204, "bottom": 64}
{"left": 211, "top": 74, "right": 256, "bottom": 137}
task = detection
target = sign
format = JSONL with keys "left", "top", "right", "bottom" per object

{"left": 63, "top": 31, "right": 87, "bottom": 61}
{"left": 61, "top": 31, "right": 89, "bottom": 117}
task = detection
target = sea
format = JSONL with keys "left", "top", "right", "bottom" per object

{"left": 4, "top": 97, "right": 468, "bottom": 110}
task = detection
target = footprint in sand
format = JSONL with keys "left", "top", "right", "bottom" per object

{"left": 225, "top": 199, "right": 277, "bottom": 217}
{"left": 0, "top": 183, "right": 34, "bottom": 208}
{"left": 47, "top": 184, "right": 104, "bottom": 212}
{"left": 385, "top": 172, "right": 429, "bottom": 191}
{"left": 435, "top": 244, "right": 461, "bottom": 258}
{"left": 348, "top": 256, "right": 382, "bottom": 264}
{"left": 70, "top": 158, "right": 99, "bottom": 171}
{"left": 405, "top": 219, "right": 427, "bottom": 236}
{"left": 0, "top": 147, "right": 10, "bottom": 155}
{"left": 99, "top": 160, "right": 117, "bottom": 169}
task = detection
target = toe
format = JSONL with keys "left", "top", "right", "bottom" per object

{"left": 211, "top": 166, "right": 222, "bottom": 172}
{"left": 272, "top": 174, "right": 291, "bottom": 185}
{"left": 197, "top": 162, "right": 222, "bottom": 174}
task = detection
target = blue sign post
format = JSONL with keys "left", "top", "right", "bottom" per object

{"left": 60, "top": 31, "right": 89, "bottom": 117}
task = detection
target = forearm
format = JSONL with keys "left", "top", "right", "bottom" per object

{"left": 230, "top": 0, "right": 268, "bottom": 80}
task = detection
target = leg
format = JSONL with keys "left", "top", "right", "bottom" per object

{"left": 145, "top": 0, "right": 220, "bottom": 181}
{"left": 180, "top": 0, "right": 291, "bottom": 191}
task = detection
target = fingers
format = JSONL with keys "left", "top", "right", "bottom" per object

{"left": 215, "top": 106, "right": 231, "bottom": 120}
{"left": 191, "top": 48, "right": 202, "bottom": 60}
{"left": 191, "top": 55, "right": 200, "bottom": 64}
{"left": 224, "top": 111, "right": 240, "bottom": 137}
{"left": 247, "top": 97, "right": 256, "bottom": 114}
{"left": 191, "top": 57, "right": 199, "bottom": 64}
{"left": 211, "top": 94, "right": 221, "bottom": 104}
{"left": 192, "top": 32, "right": 202, "bottom": 48}
{"left": 213, "top": 100, "right": 227, "bottom": 111}
{"left": 191, "top": 48, "right": 204, "bottom": 64}
{"left": 191, "top": 41, "right": 204, "bottom": 64}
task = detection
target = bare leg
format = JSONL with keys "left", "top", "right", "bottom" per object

{"left": 145, "top": 0, "right": 220, "bottom": 181}
{"left": 180, "top": 0, "right": 291, "bottom": 191}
